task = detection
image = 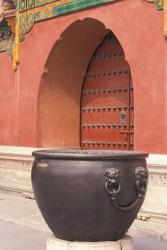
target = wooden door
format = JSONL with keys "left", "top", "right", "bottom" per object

{"left": 81, "top": 32, "right": 134, "bottom": 150}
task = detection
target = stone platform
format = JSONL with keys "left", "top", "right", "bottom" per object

{"left": 47, "top": 235, "right": 133, "bottom": 250}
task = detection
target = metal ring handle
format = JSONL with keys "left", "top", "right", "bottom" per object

{"left": 104, "top": 167, "right": 148, "bottom": 211}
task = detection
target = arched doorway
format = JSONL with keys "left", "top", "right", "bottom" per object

{"left": 81, "top": 32, "right": 134, "bottom": 150}
{"left": 37, "top": 18, "right": 109, "bottom": 148}
{"left": 37, "top": 19, "right": 134, "bottom": 150}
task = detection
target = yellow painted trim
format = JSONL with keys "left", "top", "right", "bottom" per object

{"left": 6, "top": 17, "right": 18, "bottom": 70}
{"left": 15, "top": 15, "right": 20, "bottom": 65}
{"left": 12, "top": 47, "right": 17, "bottom": 70}
{"left": 12, "top": 13, "right": 20, "bottom": 71}
{"left": 164, "top": 0, "right": 167, "bottom": 37}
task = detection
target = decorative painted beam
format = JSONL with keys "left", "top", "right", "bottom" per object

{"left": 18, "top": 0, "right": 119, "bottom": 40}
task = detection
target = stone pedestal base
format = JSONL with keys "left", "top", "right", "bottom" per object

{"left": 47, "top": 235, "right": 133, "bottom": 250}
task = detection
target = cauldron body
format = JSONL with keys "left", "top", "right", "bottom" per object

{"left": 31, "top": 150, "right": 148, "bottom": 242}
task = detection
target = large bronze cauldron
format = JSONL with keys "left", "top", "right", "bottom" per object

{"left": 31, "top": 149, "right": 148, "bottom": 242}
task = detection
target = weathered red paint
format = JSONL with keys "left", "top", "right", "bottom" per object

{"left": 0, "top": 0, "right": 166, "bottom": 153}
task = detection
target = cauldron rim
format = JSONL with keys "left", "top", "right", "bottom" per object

{"left": 32, "top": 149, "right": 148, "bottom": 160}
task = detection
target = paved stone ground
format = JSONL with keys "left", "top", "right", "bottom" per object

{"left": 0, "top": 192, "right": 167, "bottom": 250}
{"left": 0, "top": 221, "right": 47, "bottom": 250}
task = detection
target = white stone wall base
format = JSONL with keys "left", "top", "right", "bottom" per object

{"left": 47, "top": 235, "right": 133, "bottom": 250}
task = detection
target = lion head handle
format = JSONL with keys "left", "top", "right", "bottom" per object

{"left": 135, "top": 167, "right": 148, "bottom": 197}
{"left": 104, "top": 168, "right": 120, "bottom": 199}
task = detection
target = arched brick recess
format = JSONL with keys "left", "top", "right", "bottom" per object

{"left": 37, "top": 19, "right": 109, "bottom": 147}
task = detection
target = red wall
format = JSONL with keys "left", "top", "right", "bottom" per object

{"left": 0, "top": 0, "right": 166, "bottom": 153}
